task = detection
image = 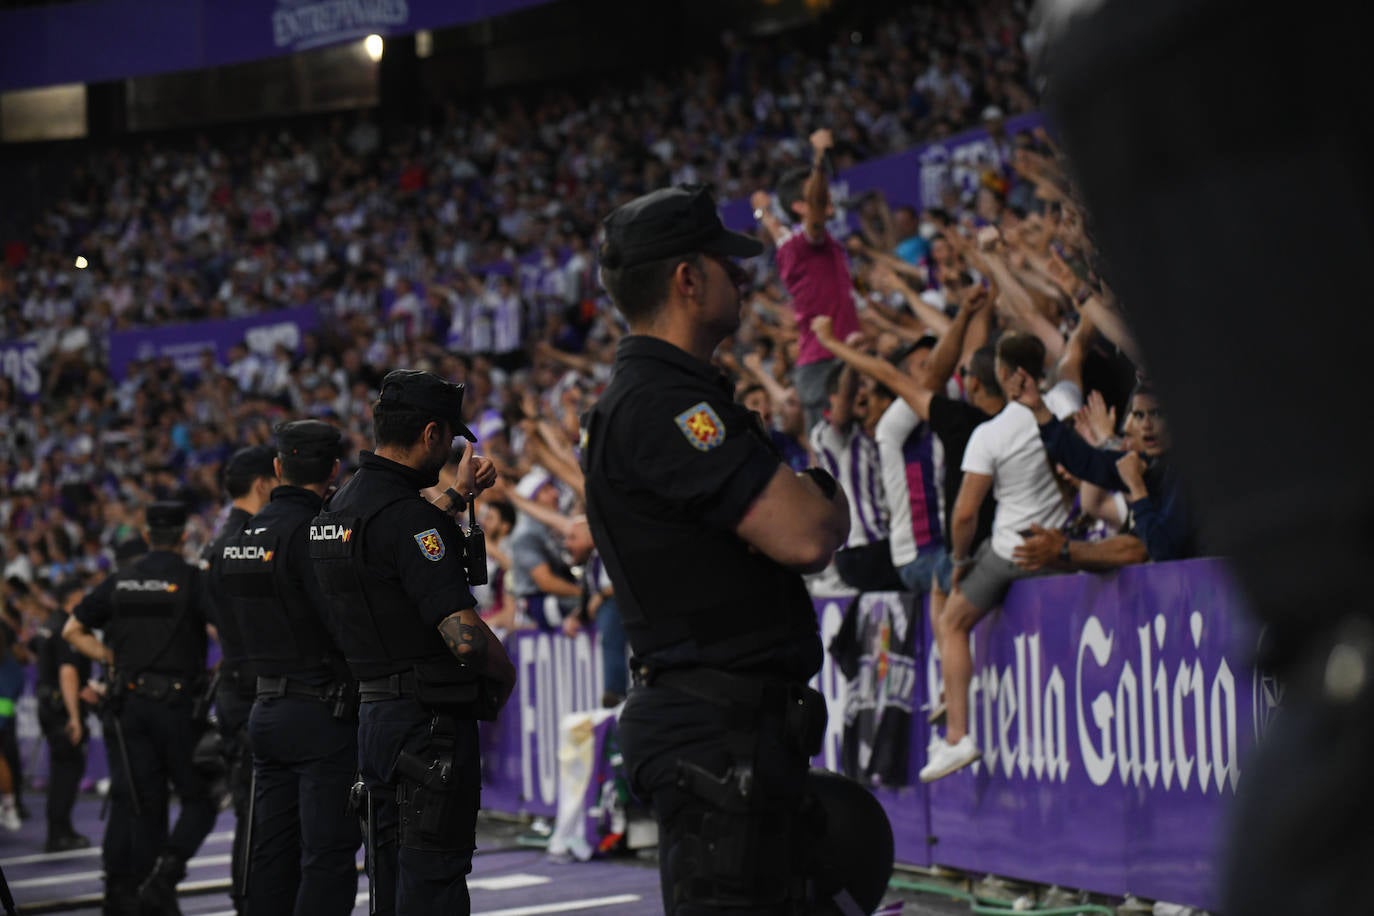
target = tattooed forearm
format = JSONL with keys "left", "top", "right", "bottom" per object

{"left": 438, "top": 613, "right": 489, "bottom": 668}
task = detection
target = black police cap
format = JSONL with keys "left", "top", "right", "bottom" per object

{"left": 114, "top": 535, "right": 149, "bottom": 562}
{"left": 145, "top": 501, "right": 186, "bottom": 529}
{"left": 377, "top": 369, "right": 478, "bottom": 442}
{"left": 275, "top": 419, "right": 343, "bottom": 459}
{"left": 598, "top": 184, "right": 764, "bottom": 270}
{"left": 224, "top": 445, "right": 277, "bottom": 481}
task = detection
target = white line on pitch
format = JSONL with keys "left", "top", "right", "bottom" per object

{"left": 470, "top": 874, "right": 552, "bottom": 891}
{"left": 0, "top": 829, "right": 234, "bottom": 867}
{"left": 475, "top": 895, "right": 642, "bottom": 916}
{"left": 7, "top": 853, "right": 233, "bottom": 890}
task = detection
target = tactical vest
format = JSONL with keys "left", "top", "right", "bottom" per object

{"left": 204, "top": 509, "right": 255, "bottom": 680}
{"left": 582, "top": 387, "right": 818, "bottom": 663}
{"left": 219, "top": 495, "right": 345, "bottom": 681}
{"left": 108, "top": 556, "right": 199, "bottom": 680}
{"left": 309, "top": 473, "right": 477, "bottom": 683}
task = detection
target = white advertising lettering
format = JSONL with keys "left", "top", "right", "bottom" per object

{"left": 926, "top": 610, "right": 1241, "bottom": 795}
{"left": 244, "top": 321, "right": 303, "bottom": 355}
{"left": 517, "top": 632, "right": 603, "bottom": 807}
{"left": 272, "top": 0, "right": 410, "bottom": 51}
{"left": 1, "top": 346, "right": 41, "bottom": 398}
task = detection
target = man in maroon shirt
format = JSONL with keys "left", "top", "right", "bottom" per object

{"left": 752, "top": 129, "right": 861, "bottom": 433}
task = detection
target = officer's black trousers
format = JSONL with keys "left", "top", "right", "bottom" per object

{"left": 216, "top": 685, "right": 254, "bottom": 911}
{"left": 358, "top": 698, "right": 480, "bottom": 916}
{"left": 619, "top": 685, "right": 813, "bottom": 916}
{"left": 41, "top": 715, "right": 87, "bottom": 839}
{"left": 104, "top": 695, "right": 217, "bottom": 883}
{"left": 245, "top": 696, "right": 360, "bottom": 916}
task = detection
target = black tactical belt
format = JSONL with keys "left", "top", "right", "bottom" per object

{"left": 357, "top": 671, "right": 422, "bottom": 703}
{"left": 124, "top": 672, "right": 190, "bottom": 699}
{"left": 636, "top": 666, "right": 793, "bottom": 708}
{"left": 255, "top": 676, "right": 335, "bottom": 703}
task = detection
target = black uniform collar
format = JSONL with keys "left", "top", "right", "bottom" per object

{"left": 357, "top": 450, "right": 437, "bottom": 491}
{"left": 615, "top": 335, "right": 732, "bottom": 393}
{"left": 268, "top": 484, "right": 324, "bottom": 509}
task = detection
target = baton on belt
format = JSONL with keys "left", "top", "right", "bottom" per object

{"left": 108, "top": 712, "right": 142, "bottom": 818}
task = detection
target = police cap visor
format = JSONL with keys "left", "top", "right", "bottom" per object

{"left": 378, "top": 369, "right": 478, "bottom": 442}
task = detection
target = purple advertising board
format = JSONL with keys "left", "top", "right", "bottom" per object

{"left": 0, "top": 0, "right": 556, "bottom": 92}
{"left": 476, "top": 559, "right": 1254, "bottom": 909}
{"left": 720, "top": 111, "right": 1045, "bottom": 233}
{"left": 921, "top": 559, "right": 1256, "bottom": 909}
{"left": 0, "top": 338, "right": 41, "bottom": 401}
{"left": 106, "top": 305, "right": 320, "bottom": 380}
{"left": 15, "top": 559, "right": 1247, "bottom": 907}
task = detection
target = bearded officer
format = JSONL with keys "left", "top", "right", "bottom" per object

{"left": 309, "top": 369, "right": 515, "bottom": 916}
{"left": 583, "top": 185, "right": 893, "bottom": 915}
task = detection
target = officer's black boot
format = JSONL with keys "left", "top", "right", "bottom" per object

{"left": 103, "top": 878, "right": 141, "bottom": 916}
{"left": 136, "top": 853, "right": 185, "bottom": 916}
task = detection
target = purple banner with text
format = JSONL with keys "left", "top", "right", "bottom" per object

{"left": 921, "top": 559, "right": 1255, "bottom": 909}
{"left": 106, "top": 305, "right": 319, "bottom": 380}
{"left": 0, "top": 0, "right": 555, "bottom": 92}
{"left": 476, "top": 559, "right": 1255, "bottom": 909}
{"left": 720, "top": 111, "right": 1045, "bottom": 233}
{"left": 0, "top": 338, "right": 42, "bottom": 401}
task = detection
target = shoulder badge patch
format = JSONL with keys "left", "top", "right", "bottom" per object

{"left": 414, "top": 528, "right": 446, "bottom": 561}
{"left": 675, "top": 401, "right": 726, "bottom": 451}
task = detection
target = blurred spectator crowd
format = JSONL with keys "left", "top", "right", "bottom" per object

{"left": 0, "top": 0, "right": 1196, "bottom": 823}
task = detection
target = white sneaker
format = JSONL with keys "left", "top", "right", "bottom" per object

{"left": 919, "top": 735, "right": 981, "bottom": 783}
{"left": 0, "top": 805, "right": 19, "bottom": 832}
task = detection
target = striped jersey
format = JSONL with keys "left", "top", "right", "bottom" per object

{"left": 874, "top": 398, "right": 946, "bottom": 567}
{"left": 810, "top": 418, "right": 889, "bottom": 550}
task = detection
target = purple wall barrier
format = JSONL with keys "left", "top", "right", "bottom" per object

{"left": 719, "top": 111, "right": 1046, "bottom": 233}
{"left": 481, "top": 628, "right": 606, "bottom": 818}
{"left": 106, "top": 305, "right": 320, "bottom": 380}
{"left": 921, "top": 559, "right": 1256, "bottom": 909}
{"left": 476, "top": 559, "right": 1255, "bottom": 909}
{"left": 16, "top": 559, "right": 1244, "bottom": 906}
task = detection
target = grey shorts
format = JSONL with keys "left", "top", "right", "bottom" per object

{"left": 793, "top": 358, "right": 838, "bottom": 433}
{"left": 958, "top": 540, "right": 1046, "bottom": 614}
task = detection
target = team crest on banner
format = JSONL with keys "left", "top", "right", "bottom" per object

{"left": 675, "top": 402, "right": 725, "bottom": 451}
{"left": 414, "top": 529, "right": 445, "bottom": 561}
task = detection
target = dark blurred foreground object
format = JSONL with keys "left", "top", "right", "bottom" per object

{"left": 1040, "top": 2, "right": 1374, "bottom": 913}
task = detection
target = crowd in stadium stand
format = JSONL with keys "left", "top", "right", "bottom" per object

{"left": 0, "top": 0, "right": 1195, "bottom": 827}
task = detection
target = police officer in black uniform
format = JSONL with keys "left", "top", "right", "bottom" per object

{"left": 63, "top": 501, "right": 216, "bottom": 916}
{"left": 202, "top": 445, "right": 278, "bottom": 913}
{"left": 33, "top": 582, "right": 94, "bottom": 852}
{"left": 583, "top": 185, "right": 893, "bottom": 915}
{"left": 219, "top": 420, "right": 360, "bottom": 916}
{"left": 309, "top": 370, "right": 514, "bottom": 916}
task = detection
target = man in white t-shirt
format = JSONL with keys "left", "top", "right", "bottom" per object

{"left": 920, "top": 333, "right": 1077, "bottom": 782}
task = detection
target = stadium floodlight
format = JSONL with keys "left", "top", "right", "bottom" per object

{"left": 364, "top": 34, "right": 384, "bottom": 62}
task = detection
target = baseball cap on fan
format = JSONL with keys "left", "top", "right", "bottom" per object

{"left": 598, "top": 185, "right": 764, "bottom": 270}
